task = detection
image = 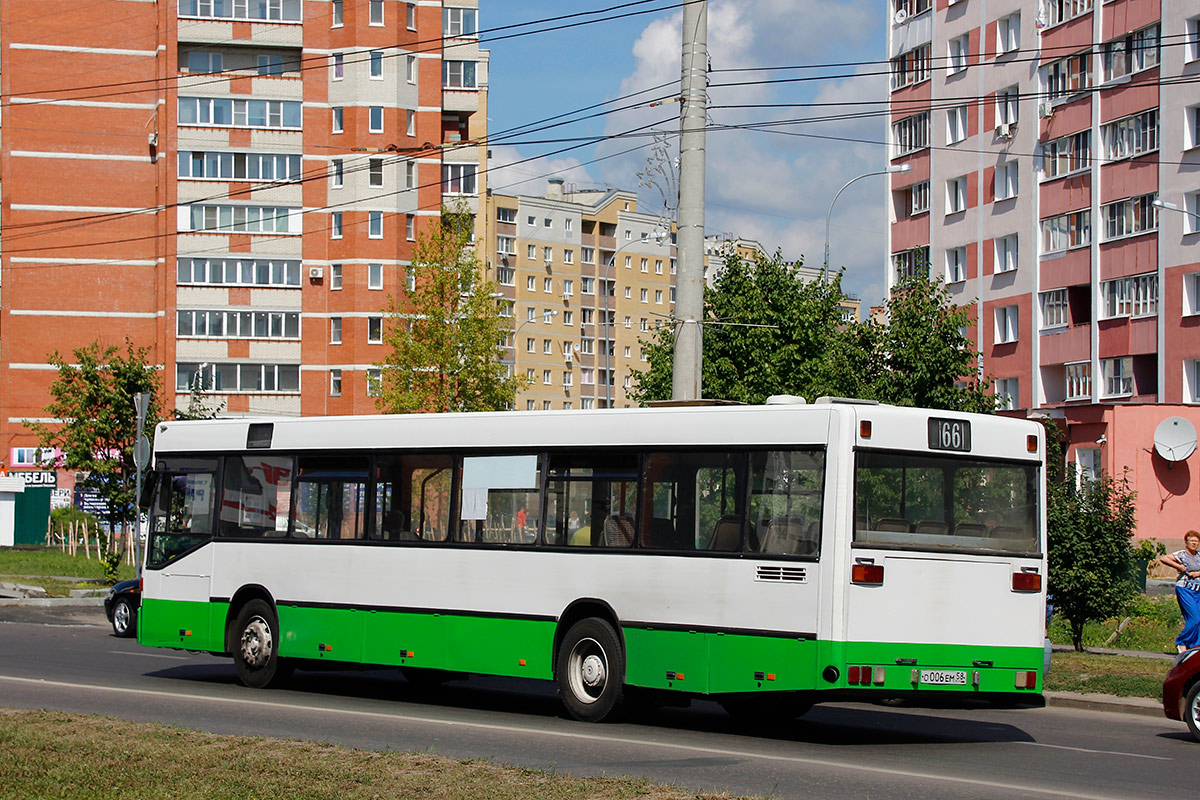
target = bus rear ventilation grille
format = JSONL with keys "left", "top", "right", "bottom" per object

{"left": 756, "top": 565, "right": 807, "bottom": 583}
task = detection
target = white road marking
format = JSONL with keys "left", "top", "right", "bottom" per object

{"left": 1015, "top": 740, "right": 1169, "bottom": 760}
{"left": 0, "top": 674, "right": 1165, "bottom": 800}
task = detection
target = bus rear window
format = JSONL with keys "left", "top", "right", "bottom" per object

{"left": 854, "top": 451, "right": 1038, "bottom": 554}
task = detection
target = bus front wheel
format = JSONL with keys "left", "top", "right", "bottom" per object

{"left": 232, "top": 599, "right": 293, "bottom": 689}
{"left": 557, "top": 618, "right": 625, "bottom": 722}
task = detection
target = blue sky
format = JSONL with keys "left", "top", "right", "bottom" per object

{"left": 480, "top": 1, "right": 891, "bottom": 310}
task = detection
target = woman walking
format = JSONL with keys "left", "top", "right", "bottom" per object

{"left": 1161, "top": 530, "right": 1200, "bottom": 653}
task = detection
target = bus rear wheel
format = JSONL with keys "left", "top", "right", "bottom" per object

{"left": 232, "top": 599, "right": 293, "bottom": 689}
{"left": 557, "top": 618, "right": 625, "bottom": 722}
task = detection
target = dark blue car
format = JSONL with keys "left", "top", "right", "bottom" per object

{"left": 104, "top": 579, "right": 139, "bottom": 638}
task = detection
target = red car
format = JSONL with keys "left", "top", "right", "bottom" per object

{"left": 1163, "top": 648, "right": 1200, "bottom": 739}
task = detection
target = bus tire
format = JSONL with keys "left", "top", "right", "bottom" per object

{"left": 556, "top": 617, "right": 625, "bottom": 722}
{"left": 232, "top": 600, "right": 293, "bottom": 689}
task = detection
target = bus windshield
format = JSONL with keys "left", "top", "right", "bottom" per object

{"left": 854, "top": 450, "right": 1038, "bottom": 554}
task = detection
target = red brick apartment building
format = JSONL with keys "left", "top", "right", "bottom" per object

{"left": 0, "top": 0, "right": 487, "bottom": 471}
{"left": 885, "top": 0, "right": 1200, "bottom": 538}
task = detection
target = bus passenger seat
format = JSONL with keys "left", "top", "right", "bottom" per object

{"left": 761, "top": 519, "right": 805, "bottom": 555}
{"left": 953, "top": 522, "right": 988, "bottom": 537}
{"left": 989, "top": 525, "right": 1022, "bottom": 539}
{"left": 914, "top": 520, "right": 949, "bottom": 534}
{"left": 646, "top": 517, "right": 678, "bottom": 549}
{"left": 708, "top": 514, "right": 742, "bottom": 551}
{"left": 603, "top": 514, "right": 635, "bottom": 548}
{"left": 874, "top": 517, "right": 911, "bottom": 532}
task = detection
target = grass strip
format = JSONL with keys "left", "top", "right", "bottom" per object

{"left": 0, "top": 548, "right": 135, "bottom": 583}
{"left": 1045, "top": 651, "right": 1168, "bottom": 699}
{"left": 0, "top": 709, "right": 751, "bottom": 800}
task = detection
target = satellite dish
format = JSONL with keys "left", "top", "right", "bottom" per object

{"left": 1154, "top": 417, "right": 1198, "bottom": 462}
{"left": 894, "top": 8, "right": 909, "bottom": 23}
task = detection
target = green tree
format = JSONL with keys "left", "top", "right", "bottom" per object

{"left": 377, "top": 206, "right": 525, "bottom": 413}
{"left": 27, "top": 340, "right": 165, "bottom": 554}
{"left": 630, "top": 253, "right": 859, "bottom": 405}
{"left": 1047, "top": 460, "right": 1140, "bottom": 651}
{"left": 870, "top": 272, "right": 995, "bottom": 412}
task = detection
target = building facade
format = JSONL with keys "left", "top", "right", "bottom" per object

{"left": 485, "top": 179, "right": 677, "bottom": 410}
{"left": 885, "top": 0, "right": 1200, "bottom": 537}
{"left": 0, "top": 0, "right": 487, "bottom": 471}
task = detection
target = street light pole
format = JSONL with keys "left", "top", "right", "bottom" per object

{"left": 1153, "top": 198, "right": 1200, "bottom": 228}
{"left": 823, "top": 164, "right": 912, "bottom": 278}
{"left": 512, "top": 310, "right": 558, "bottom": 407}
{"left": 603, "top": 233, "right": 669, "bottom": 409}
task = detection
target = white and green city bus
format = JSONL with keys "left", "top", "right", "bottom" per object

{"left": 138, "top": 397, "right": 1047, "bottom": 721}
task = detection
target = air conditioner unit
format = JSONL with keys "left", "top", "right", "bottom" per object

{"left": 995, "top": 123, "right": 1013, "bottom": 139}
{"left": 564, "top": 351, "right": 573, "bottom": 363}
{"left": 562, "top": 293, "right": 571, "bottom": 301}
{"left": 1039, "top": 101, "right": 1054, "bottom": 119}
{"left": 309, "top": 267, "right": 324, "bottom": 280}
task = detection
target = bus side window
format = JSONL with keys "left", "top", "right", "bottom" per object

{"left": 220, "top": 456, "right": 293, "bottom": 538}
{"left": 147, "top": 458, "right": 219, "bottom": 567}
{"left": 457, "top": 454, "right": 541, "bottom": 545}
{"left": 545, "top": 452, "right": 637, "bottom": 548}
{"left": 294, "top": 455, "right": 369, "bottom": 540}
{"left": 749, "top": 449, "right": 825, "bottom": 557}
{"left": 641, "top": 451, "right": 745, "bottom": 551}
{"left": 374, "top": 454, "right": 452, "bottom": 542}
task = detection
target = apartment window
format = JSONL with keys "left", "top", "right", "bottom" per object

{"left": 496, "top": 266, "right": 515, "bottom": 286}
{"left": 443, "top": 60, "right": 477, "bottom": 89}
{"left": 562, "top": 279, "right": 573, "bottom": 297}
{"left": 542, "top": 370, "right": 553, "bottom": 386}
{"left": 1187, "top": 193, "right": 1200, "bottom": 235}
{"left": 444, "top": 7, "right": 478, "bottom": 36}
{"left": 406, "top": 214, "right": 415, "bottom": 241}
{"left": 330, "top": 370, "right": 342, "bottom": 397}
{"left": 894, "top": 0, "right": 931, "bottom": 18}
{"left": 406, "top": 55, "right": 417, "bottom": 84}
{"left": 332, "top": 107, "right": 343, "bottom": 133}
{"left": 994, "top": 377, "right": 1019, "bottom": 411}
{"left": 178, "top": 310, "right": 300, "bottom": 340}
{"left": 1102, "top": 24, "right": 1159, "bottom": 82}
{"left": 563, "top": 372, "right": 573, "bottom": 388}
{"left": 442, "top": 163, "right": 477, "bottom": 195}
{"left": 995, "top": 161, "right": 1018, "bottom": 200}
{"left": 946, "top": 106, "right": 968, "bottom": 144}
{"left": 581, "top": 308, "right": 594, "bottom": 325}
{"left": 994, "top": 305, "right": 1018, "bottom": 344}
{"left": 331, "top": 212, "right": 343, "bottom": 239}
{"left": 1045, "top": 51, "right": 1092, "bottom": 102}
{"left": 369, "top": 107, "right": 383, "bottom": 133}
{"left": 1102, "top": 109, "right": 1158, "bottom": 160}
{"left": 581, "top": 247, "right": 595, "bottom": 264}
{"left": 1189, "top": 16, "right": 1200, "bottom": 63}
{"left": 496, "top": 235, "right": 516, "bottom": 256}
{"left": 527, "top": 245, "right": 536, "bottom": 261}
{"left": 655, "top": 290, "right": 663, "bottom": 304}
{"left": 655, "top": 260, "right": 663, "bottom": 275}
{"left": 180, "top": 152, "right": 304, "bottom": 183}
{"left": 946, "top": 175, "right": 967, "bottom": 214}
{"left": 543, "top": 309, "right": 555, "bottom": 325}
{"left": 178, "top": 363, "right": 300, "bottom": 394}
{"left": 367, "top": 317, "right": 383, "bottom": 344}
{"left": 1040, "top": 289, "right": 1068, "bottom": 328}
{"left": 564, "top": 219, "right": 573, "bottom": 233}
{"left": 995, "top": 234, "right": 1018, "bottom": 273}
{"left": 891, "top": 44, "right": 930, "bottom": 90}
{"left": 525, "top": 306, "right": 536, "bottom": 322}
{"left": 1185, "top": 272, "right": 1200, "bottom": 316}
{"left": 892, "top": 246, "right": 930, "bottom": 280}
{"left": 1040, "top": 210, "right": 1090, "bottom": 253}
{"left": 369, "top": 51, "right": 383, "bottom": 79}
{"left": 997, "top": 13, "right": 1020, "bottom": 54}
{"left": 407, "top": 109, "right": 415, "bottom": 137}
{"left": 581, "top": 277, "right": 594, "bottom": 294}
{"left": 332, "top": 0, "right": 343, "bottom": 25}
{"left": 1101, "top": 357, "right": 1133, "bottom": 398}
{"left": 184, "top": 204, "right": 297, "bottom": 234}
{"left": 564, "top": 249, "right": 574, "bottom": 265}
{"left": 497, "top": 207, "right": 516, "bottom": 224}
{"left": 948, "top": 35, "right": 969, "bottom": 74}
{"left": 405, "top": 267, "right": 415, "bottom": 291}
{"left": 909, "top": 181, "right": 930, "bottom": 215}
{"left": 178, "top": 97, "right": 301, "bottom": 130}
{"left": 640, "top": 288, "right": 649, "bottom": 303}
{"left": 543, "top": 247, "right": 553, "bottom": 263}
{"left": 1042, "top": 0, "right": 1091, "bottom": 29}
{"left": 332, "top": 53, "right": 344, "bottom": 79}
{"left": 407, "top": 2, "right": 416, "bottom": 29}
{"left": 256, "top": 53, "right": 288, "bottom": 76}
{"left": 1043, "top": 130, "right": 1090, "bottom": 179}
{"left": 369, "top": 158, "right": 383, "bottom": 188}
{"left": 640, "top": 258, "right": 648, "bottom": 273}
{"left": 330, "top": 263, "right": 342, "bottom": 290}
{"left": 187, "top": 51, "right": 223, "bottom": 74}
{"left": 1102, "top": 193, "right": 1158, "bottom": 240}
{"left": 995, "top": 86, "right": 1019, "bottom": 128}
{"left": 563, "top": 311, "right": 574, "bottom": 325}
{"left": 368, "top": 263, "right": 383, "bottom": 290}
{"left": 1065, "top": 362, "right": 1091, "bottom": 400}
{"left": 330, "top": 317, "right": 342, "bottom": 344}
{"left": 945, "top": 247, "right": 966, "bottom": 283}
{"left": 369, "top": 0, "right": 383, "bottom": 25}
{"left": 366, "top": 369, "right": 382, "bottom": 397}
{"left": 624, "top": 256, "right": 632, "bottom": 269}
{"left": 1102, "top": 273, "right": 1158, "bottom": 318}
{"left": 180, "top": 0, "right": 301, "bottom": 21}
{"left": 543, "top": 277, "right": 552, "bottom": 294}
{"left": 368, "top": 210, "right": 383, "bottom": 239}
{"left": 892, "top": 111, "right": 930, "bottom": 156}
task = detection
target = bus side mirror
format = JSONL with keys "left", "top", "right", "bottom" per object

{"left": 140, "top": 473, "right": 158, "bottom": 510}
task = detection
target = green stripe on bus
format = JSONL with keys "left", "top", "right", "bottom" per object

{"left": 139, "top": 600, "right": 1043, "bottom": 695}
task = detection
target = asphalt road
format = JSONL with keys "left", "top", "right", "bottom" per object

{"left": 0, "top": 605, "right": 1187, "bottom": 800}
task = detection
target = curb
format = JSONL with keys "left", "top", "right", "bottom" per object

{"left": 1044, "top": 691, "right": 1162, "bottom": 717}
{"left": 0, "top": 596, "right": 106, "bottom": 608}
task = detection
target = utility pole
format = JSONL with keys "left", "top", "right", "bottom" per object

{"left": 672, "top": 0, "right": 707, "bottom": 401}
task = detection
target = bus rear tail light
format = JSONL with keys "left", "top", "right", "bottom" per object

{"left": 1012, "top": 571, "right": 1041, "bottom": 592}
{"left": 860, "top": 420, "right": 872, "bottom": 439}
{"left": 852, "top": 564, "right": 884, "bottom": 584}
{"left": 1015, "top": 670, "right": 1038, "bottom": 689}
{"left": 1027, "top": 434, "right": 1038, "bottom": 453}
{"left": 847, "top": 665, "right": 885, "bottom": 686}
